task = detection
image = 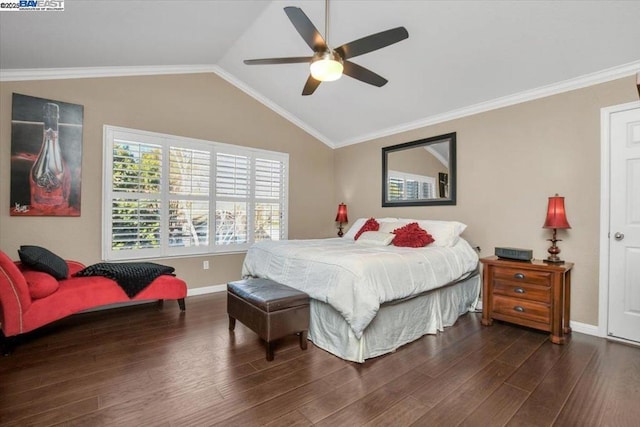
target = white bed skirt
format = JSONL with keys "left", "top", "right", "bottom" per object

{"left": 307, "top": 273, "right": 481, "bottom": 363}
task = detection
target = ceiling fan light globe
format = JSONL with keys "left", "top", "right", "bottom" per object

{"left": 310, "top": 51, "right": 343, "bottom": 82}
{"left": 310, "top": 59, "right": 343, "bottom": 81}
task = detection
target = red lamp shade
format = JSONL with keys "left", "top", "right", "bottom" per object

{"left": 543, "top": 195, "right": 571, "bottom": 229}
{"left": 335, "top": 203, "right": 348, "bottom": 223}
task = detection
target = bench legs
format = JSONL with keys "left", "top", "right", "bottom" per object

{"left": 267, "top": 341, "right": 275, "bottom": 361}
{"left": 265, "top": 334, "right": 306, "bottom": 361}
{"left": 157, "top": 298, "right": 186, "bottom": 311}
{"left": 228, "top": 314, "right": 307, "bottom": 361}
{"left": 1, "top": 331, "right": 17, "bottom": 356}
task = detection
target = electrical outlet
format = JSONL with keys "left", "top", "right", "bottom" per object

{"left": 203, "top": 261, "right": 209, "bottom": 270}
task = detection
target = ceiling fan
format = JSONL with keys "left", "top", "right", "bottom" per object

{"left": 243, "top": 0, "right": 409, "bottom": 96}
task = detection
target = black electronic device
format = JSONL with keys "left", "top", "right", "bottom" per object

{"left": 495, "top": 247, "right": 533, "bottom": 261}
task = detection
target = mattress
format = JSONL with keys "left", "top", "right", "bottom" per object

{"left": 242, "top": 237, "right": 479, "bottom": 338}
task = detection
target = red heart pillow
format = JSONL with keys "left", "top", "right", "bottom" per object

{"left": 392, "top": 222, "right": 435, "bottom": 247}
{"left": 354, "top": 218, "right": 380, "bottom": 240}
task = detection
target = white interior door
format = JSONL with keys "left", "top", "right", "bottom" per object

{"left": 608, "top": 105, "right": 640, "bottom": 343}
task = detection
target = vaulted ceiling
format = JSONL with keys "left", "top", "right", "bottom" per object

{"left": 1, "top": 1, "right": 639, "bottom": 148}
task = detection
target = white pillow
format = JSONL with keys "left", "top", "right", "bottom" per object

{"left": 378, "top": 221, "right": 408, "bottom": 233}
{"left": 343, "top": 217, "right": 398, "bottom": 240}
{"left": 416, "top": 219, "right": 467, "bottom": 247}
{"left": 343, "top": 218, "right": 366, "bottom": 239}
{"left": 378, "top": 219, "right": 466, "bottom": 247}
{"left": 355, "top": 231, "right": 395, "bottom": 246}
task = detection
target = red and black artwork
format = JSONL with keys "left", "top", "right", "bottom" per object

{"left": 10, "top": 93, "right": 83, "bottom": 216}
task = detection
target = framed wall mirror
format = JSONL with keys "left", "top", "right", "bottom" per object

{"left": 382, "top": 132, "right": 456, "bottom": 206}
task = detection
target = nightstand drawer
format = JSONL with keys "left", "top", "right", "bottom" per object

{"left": 493, "top": 279, "right": 551, "bottom": 303}
{"left": 493, "top": 295, "right": 550, "bottom": 324}
{"left": 493, "top": 266, "right": 551, "bottom": 286}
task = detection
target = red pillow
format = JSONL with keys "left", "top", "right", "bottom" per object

{"left": 23, "top": 270, "right": 60, "bottom": 299}
{"left": 392, "top": 222, "right": 435, "bottom": 248}
{"left": 354, "top": 218, "right": 380, "bottom": 240}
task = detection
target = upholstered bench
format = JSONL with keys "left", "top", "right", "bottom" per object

{"left": 227, "top": 278, "right": 310, "bottom": 361}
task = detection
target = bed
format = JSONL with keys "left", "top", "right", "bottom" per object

{"left": 241, "top": 218, "right": 480, "bottom": 362}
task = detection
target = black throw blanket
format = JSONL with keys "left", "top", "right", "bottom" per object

{"left": 75, "top": 262, "right": 176, "bottom": 298}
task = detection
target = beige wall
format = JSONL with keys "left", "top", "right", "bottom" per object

{"left": 2, "top": 72, "right": 637, "bottom": 326}
{"left": 335, "top": 76, "right": 639, "bottom": 326}
{"left": 0, "top": 73, "right": 335, "bottom": 288}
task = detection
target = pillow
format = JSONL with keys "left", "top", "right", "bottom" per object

{"left": 416, "top": 220, "right": 467, "bottom": 247}
{"left": 18, "top": 245, "right": 69, "bottom": 280}
{"left": 379, "top": 221, "right": 409, "bottom": 234}
{"left": 392, "top": 222, "right": 435, "bottom": 248}
{"left": 343, "top": 218, "right": 366, "bottom": 240}
{"left": 343, "top": 217, "right": 398, "bottom": 240}
{"left": 22, "top": 270, "right": 60, "bottom": 299}
{"left": 355, "top": 231, "right": 395, "bottom": 246}
{"left": 0, "top": 250, "right": 32, "bottom": 311}
{"left": 354, "top": 218, "right": 380, "bottom": 240}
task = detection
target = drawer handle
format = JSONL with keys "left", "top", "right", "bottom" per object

{"left": 514, "top": 273, "right": 525, "bottom": 280}
{"left": 514, "top": 287, "right": 526, "bottom": 294}
{"left": 513, "top": 306, "right": 525, "bottom": 313}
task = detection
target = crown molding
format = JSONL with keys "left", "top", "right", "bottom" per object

{"left": 0, "top": 63, "right": 337, "bottom": 148}
{"left": 211, "top": 66, "right": 335, "bottom": 148}
{"left": 2, "top": 60, "right": 638, "bottom": 150}
{"left": 0, "top": 64, "right": 219, "bottom": 81}
{"left": 332, "top": 60, "right": 640, "bottom": 148}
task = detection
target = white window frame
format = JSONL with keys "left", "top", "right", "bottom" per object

{"left": 102, "top": 125, "right": 288, "bottom": 261}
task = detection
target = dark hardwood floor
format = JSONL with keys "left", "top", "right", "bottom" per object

{"left": 1, "top": 292, "right": 639, "bottom": 426}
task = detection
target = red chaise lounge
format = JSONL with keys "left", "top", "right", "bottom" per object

{"left": 0, "top": 249, "right": 187, "bottom": 354}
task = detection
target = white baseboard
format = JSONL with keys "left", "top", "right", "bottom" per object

{"left": 570, "top": 320, "right": 602, "bottom": 337}
{"left": 187, "top": 284, "right": 226, "bottom": 296}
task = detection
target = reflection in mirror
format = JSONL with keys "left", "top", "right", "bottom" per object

{"left": 382, "top": 132, "right": 456, "bottom": 206}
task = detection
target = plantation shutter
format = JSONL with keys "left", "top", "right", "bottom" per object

{"left": 110, "top": 140, "right": 162, "bottom": 254}
{"left": 254, "top": 157, "right": 286, "bottom": 241}
{"left": 168, "top": 147, "right": 211, "bottom": 249}
{"left": 215, "top": 153, "right": 249, "bottom": 245}
{"left": 104, "top": 126, "right": 289, "bottom": 260}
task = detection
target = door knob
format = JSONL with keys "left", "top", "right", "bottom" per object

{"left": 614, "top": 232, "right": 624, "bottom": 241}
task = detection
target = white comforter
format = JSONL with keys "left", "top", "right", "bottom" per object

{"left": 241, "top": 238, "right": 479, "bottom": 338}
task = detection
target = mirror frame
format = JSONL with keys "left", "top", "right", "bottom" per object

{"left": 382, "top": 132, "right": 456, "bottom": 207}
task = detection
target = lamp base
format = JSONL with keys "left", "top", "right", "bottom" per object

{"left": 337, "top": 223, "right": 344, "bottom": 237}
{"left": 545, "top": 228, "right": 564, "bottom": 263}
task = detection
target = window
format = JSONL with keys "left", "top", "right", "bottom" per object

{"left": 387, "top": 170, "right": 435, "bottom": 201}
{"left": 103, "top": 126, "right": 288, "bottom": 260}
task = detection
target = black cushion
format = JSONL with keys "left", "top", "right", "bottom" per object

{"left": 18, "top": 245, "right": 68, "bottom": 280}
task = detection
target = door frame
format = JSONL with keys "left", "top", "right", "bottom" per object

{"left": 599, "top": 101, "right": 640, "bottom": 340}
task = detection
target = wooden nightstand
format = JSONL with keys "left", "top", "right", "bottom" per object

{"left": 480, "top": 256, "right": 573, "bottom": 344}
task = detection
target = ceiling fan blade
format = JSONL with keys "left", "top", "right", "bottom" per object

{"left": 302, "top": 75, "right": 321, "bottom": 96}
{"left": 336, "top": 27, "right": 409, "bottom": 60}
{"left": 244, "top": 57, "right": 312, "bottom": 65}
{"left": 284, "top": 7, "right": 327, "bottom": 51}
{"left": 342, "top": 61, "right": 388, "bottom": 87}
